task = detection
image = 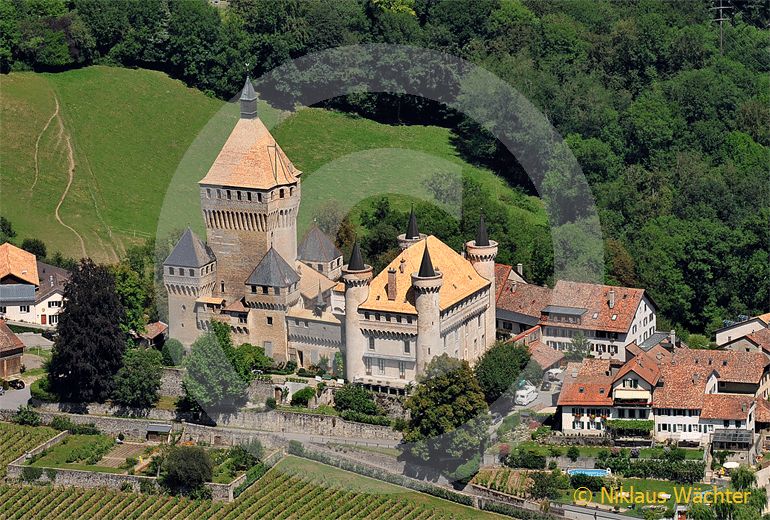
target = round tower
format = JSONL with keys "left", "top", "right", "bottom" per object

{"left": 341, "top": 242, "right": 373, "bottom": 382}
{"left": 465, "top": 215, "right": 498, "bottom": 356}
{"left": 398, "top": 206, "right": 426, "bottom": 251}
{"left": 411, "top": 243, "right": 443, "bottom": 374}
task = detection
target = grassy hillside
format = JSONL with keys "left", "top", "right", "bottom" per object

{"left": 1, "top": 67, "right": 544, "bottom": 262}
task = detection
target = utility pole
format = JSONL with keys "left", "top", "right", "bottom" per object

{"left": 711, "top": 0, "right": 733, "bottom": 55}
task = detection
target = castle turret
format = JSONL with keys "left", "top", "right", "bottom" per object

{"left": 465, "top": 215, "right": 498, "bottom": 357}
{"left": 397, "top": 206, "right": 426, "bottom": 251}
{"left": 411, "top": 243, "right": 443, "bottom": 374}
{"left": 342, "top": 242, "right": 373, "bottom": 382}
{"left": 240, "top": 75, "right": 258, "bottom": 119}
{"left": 163, "top": 228, "right": 217, "bottom": 346}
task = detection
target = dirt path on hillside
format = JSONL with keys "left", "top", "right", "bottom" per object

{"left": 53, "top": 100, "right": 87, "bottom": 259}
{"left": 31, "top": 97, "right": 59, "bottom": 192}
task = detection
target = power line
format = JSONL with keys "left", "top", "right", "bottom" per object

{"left": 710, "top": 0, "right": 733, "bottom": 55}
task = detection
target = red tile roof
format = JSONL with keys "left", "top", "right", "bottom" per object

{"left": 496, "top": 282, "right": 553, "bottom": 319}
{"left": 543, "top": 281, "right": 647, "bottom": 333}
{"left": 700, "top": 394, "right": 754, "bottom": 420}
{"left": 0, "top": 243, "right": 38, "bottom": 286}
{"left": 558, "top": 358, "right": 613, "bottom": 406}
{"left": 141, "top": 321, "right": 168, "bottom": 340}
{"left": 528, "top": 340, "right": 564, "bottom": 370}
{"left": 614, "top": 353, "right": 662, "bottom": 386}
{"left": 755, "top": 399, "right": 770, "bottom": 423}
{"left": 744, "top": 328, "right": 770, "bottom": 353}
{"left": 494, "top": 264, "right": 513, "bottom": 303}
{"left": 0, "top": 320, "right": 24, "bottom": 354}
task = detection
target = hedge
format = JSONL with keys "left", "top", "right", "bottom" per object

{"left": 339, "top": 410, "right": 392, "bottom": 426}
{"left": 597, "top": 451, "right": 705, "bottom": 483}
{"left": 605, "top": 420, "right": 654, "bottom": 436}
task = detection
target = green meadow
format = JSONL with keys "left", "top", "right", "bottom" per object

{"left": 1, "top": 66, "right": 544, "bottom": 262}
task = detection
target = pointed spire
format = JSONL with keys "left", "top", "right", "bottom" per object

{"left": 475, "top": 214, "right": 490, "bottom": 247}
{"left": 405, "top": 205, "right": 420, "bottom": 239}
{"left": 418, "top": 243, "right": 436, "bottom": 278}
{"left": 347, "top": 241, "right": 365, "bottom": 271}
{"left": 315, "top": 281, "right": 325, "bottom": 306}
{"left": 240, "top": 74, "right": 258, "bottom": 119}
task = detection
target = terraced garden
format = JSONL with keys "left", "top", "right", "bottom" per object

{"left": 0, "top": 423, "right": 58, "bottom": 477}
{"left": 471, "top": 467, "right": 530, "bottom": 497}
{"left": 0, "top": 456, "right": 498, "bottom": 519}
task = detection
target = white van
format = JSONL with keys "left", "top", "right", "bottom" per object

{"left": 514, "top": 385, "right": 537, "bottom": 406}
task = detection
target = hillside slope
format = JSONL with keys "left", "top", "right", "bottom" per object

{"left": 1, "top": 67, "right": 545, "bottom": 263}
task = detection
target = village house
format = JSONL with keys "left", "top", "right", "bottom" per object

{"left": 715, "top": 313, "right": 770, "bottom": 346}
{"left": 496, "top": 278, "right": 657, "bottom": 362}
{"left": 0, "top": 242, "right": 69, "bottom": 327}
{"left": 0, "top": 319, "right": 24, "bottom": 378}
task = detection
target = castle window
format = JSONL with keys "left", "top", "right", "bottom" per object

{"left": 217, "top": 189, "right": 221, "bottom": 198}
{"left": 404, "top": 340, "right": 410, "bottom": 354}
{"left": 247, "top": 192, "right": 252, "bottom": 201}
{"left": 267, "top": 317, "right": 273, "bottom": 325}
{"left": 257, "top": 193, "right": 262, "bottom": 202}
{"left": 227, "top": 190, "right": 231, "bottom": 200}
{"left": 169, "top": 267, "right": 174, "bottom": 275}
{"left": 377, "top": 359, "right": 385, "bottom": 375}
{"left": 365, "top": 358, "right": 372, "bottom": 375}
{"left": 251, "top": 285, "right": 256, "bottom": 293}
{"left": 188, "top": 269, "right": 194, "bottom": 276}
{"left": 369, "top": 337, "right": 375, "bottom": 351}
{"left": 399, "top": 362, "right": 406, "bottom": 379}
{"left": 317, "top": 264, "right": 323, "bottom": 272}
{"left": 239, "top": 315, "right": 247, "bottom": 324}
{"left": 280, "top": 189, "right": 285, "bottom": 198}
{"left": 237, "top": 191, "right": 242, "bottom": 200}
{"left": 221, "top": 281, "right": 225, "bottom": 292}
{"left": 261, "top": 286, "right": 268, "bottom": 294}
{"left": 206, "top": 189, "right": 211, "bottom": 198}
{"left": 275, "top": 287, "right": 281, "bottom": 295}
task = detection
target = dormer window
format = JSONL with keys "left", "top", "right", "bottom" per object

{"left": 611, "top": 314, "right": 617, "bottom": 321}
{"left": 592, "top": 312, "right": 598, "bottom": 319}
{"left": 579, "top": 386, "right": 585, "bottom": 393}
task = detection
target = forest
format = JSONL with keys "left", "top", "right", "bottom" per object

{"left": 1, "top": 0, "right": 768, "bottom": 336}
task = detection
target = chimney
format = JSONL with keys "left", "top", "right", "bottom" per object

{"left": 741, "top": 403, "right": 747, "bottom": 413}
{"left": 669, "top": 329, "right": 676, "bottom": 347}
{"left": 399, "top": 258, "right": 406, "bottom": 274}
{"left": 510, "top": 281, "right": 517, "bottom": 293}
{"left": 387, "top": 268, "right": 397, "bottom": 301}
{"left": 49, "top": 275, "right": 54, "bottom": 287}
{"left": 608, "top": 289, "right": 616, "bottom": 309}
{"left": 516, "top": 263, "right": 523, "bottom": 276}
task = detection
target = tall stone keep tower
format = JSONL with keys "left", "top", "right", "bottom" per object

{"left": 411, "top": 243, "right": 443, "bottom": 373}
{"left": 465, "top": 215, "right": 498, "bottom": 349}
{"left": 163, "top": 228, "right": 217, "bottom": 346}
{"left": 199, "top": 75, "right": 301, "bottom": 303}
{"left": 342, "top": 242, "right": 372, "bottom": 382}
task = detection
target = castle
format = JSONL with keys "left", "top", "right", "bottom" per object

{"left": 163, "top": 77, "right": 498, "bottom": 392}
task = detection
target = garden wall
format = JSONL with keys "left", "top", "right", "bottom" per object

{"left": 159, "top": 367, "right": 184, "bottom": 396}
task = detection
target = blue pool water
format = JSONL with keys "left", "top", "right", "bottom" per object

{"left": 567, "top": 468, "right": 610, "bottom": 477}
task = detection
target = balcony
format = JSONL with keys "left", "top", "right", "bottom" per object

{"left": 613, "top": 388, "right": 651, "bottom": 404}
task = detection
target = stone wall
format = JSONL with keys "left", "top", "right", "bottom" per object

{"left": 182, "top": 423, "right": 289, "bottom": 450}
{"left": 247, "top": 380, "right": 276, "bottom": 404}
{"left": 159, "top": 367, "right": 185, "bottom": 397}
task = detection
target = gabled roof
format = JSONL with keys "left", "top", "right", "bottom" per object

{"left": 558, "top": 358, "right": 613, "bottom": 407}
{"left": 614, "top": 353, "right": 661, "bottom": 386}
{"left": 742, "top": 328, "right": 770, "bottom": 353}
{"left": 528, "top": 340, "right": 564, "bottom": 370}
{"left": 164, "top": 228, "right": 215, "bottom": 268}
{"left": 755, "top": 399, "right": 770, "bottom": 423}
{"left": 0, "top": 319, "right": 24, "bottom": 354}
{"left": 0, "top": 243, "right": 38, "bottom": 286}
{"left": 199, "top": 116, "right": 300, "bottom": 189}
{"left": 360, "top": 236, "right": 489, "bottom": 314}
{"left": 35, "top": 261, "right": 70, "bottom": 304}
{"left": 700, "top": 394, "right": 754, "bottom": 420}
{"left": 141, "top": 321, "right": 168, "bottom": 340}
{"left": 496, "top": 282, "right": 553, "bottom": 319}
{"left": 545, "top": 281, "right": 648, "bottom": 333}
{"left": 757, "top": 313, "right": 770, "bottom": 325}
{"left": 246, "top": 248, "right": 300, "bottom": 288}
{"left": 296, "top": 262, "right": 336, "bottom": 301}
{"left": 298, "top": 226, "right": 342, "bottom": 263}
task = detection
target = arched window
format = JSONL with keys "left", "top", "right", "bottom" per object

{"left": 221, "top": 281, "right": 225, "bottom": 293}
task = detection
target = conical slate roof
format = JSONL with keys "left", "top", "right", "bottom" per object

{"left": 475, "top": 214, "right": 490, "bottom": 247}
{"left": 246, "top": 248, "right": 300, "bottom": 287}
{"left": 418, "top": 244, "right": 436, "bottom": 278}
{"left": 405, "top": 206, "right": 420, "bottom": 239}
{"left": 347, "top": 241, "right": 365, "bottom": 271}
{"left": 240, "top": 75, "right": 257, "bottom": 101}
{"left": 298, "top": 226, "right": 342, "bottom": 263}
{"left": 164, "top": 228, "right": 215, "bottom": 268}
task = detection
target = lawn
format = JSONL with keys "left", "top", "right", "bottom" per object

{"left": 29, "top": 433, "right": 122, "bottom": 473}
{"left": 1, "top": 68, "right": 545, "bottom": 264}
{"left": 638, "top": 447, "right": 704, "bottom": 460}
{"left": 274, "top": 455, "right": 503, "bottom": 519}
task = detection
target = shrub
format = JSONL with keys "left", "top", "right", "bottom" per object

{"left": 66, "top": 436, "right": 114, "bottom": 465}
{"left": 123, "top": 457, "right": 138, "bottom": 469}
{"left": 290, "top": 387, "right": 316, "bottom": 407}
{"left": 44, "top": 468, "right": 57, "bottom": 481}
{"left": 549, "top": 446, "right": 562, "bottom": 457}
{"left": 265, "top": 397, "right": 276, "bottom": 409}
{"left": 234, "top": 463, "right": 267, "bottom": 497}
{"left": 505, "top": 449, "right": 546, "bottom": 469}
{"left": 71, "top": 423, "right": 100, "bottom": 435}
{"left": 548, "top": 460, "right": 558, "bottom": 470}
{"left": 13, "top": 405, "right": 41, "bottom": 426}
{"left": 160, "top": 446, "right": 213, "bottom": 496}
{"left": 333, "top": 384, "right": 379, "bottom": 415}
{"left": 570, "top": 473, "right": 604, "bottom": 492}
{"left": 567, "top": 446, "right": 580, "bottom": 462}
{"left": 161, "top": 339, "right": 185, "bottom": 366}
{"left": 229, "top": 439, "right": 264, "bottom": 470}
{"left": 30, "top": 376, "right": 57, "bottom": 402}
{"left": 50, "top": 416, "right": 75, "bottom": 431}
{"left": 531, "top": 425, "right": 551, "bottom": 441}
{"left": 1, "top": 379, "right": 8, "bottom": 390}
{"left": 120, "top": 482, "right": 133, "bottom": 492}
{"left": 339, "top": 410, "right": 391, "bottom": 426}
{"left": 288, "top": 440, "right": 304, "bottom": 455}
{"left": 139, "top": 479, "right": 157, "bottom": 495}
{"left": 118, "top": 432, "right": 125, "bottom": 441}
{"left": 21, "top": 466, "right": 43, "bottom": 483}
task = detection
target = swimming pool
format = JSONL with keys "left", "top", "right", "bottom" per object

{"left": 567, "top": 468, "right": 610, "bottom": 477}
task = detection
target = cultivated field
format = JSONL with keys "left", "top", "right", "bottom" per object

{"left": 0, "top": 456, "right": 499, "bottom": 519}
{"left": 1, "top": 67, "right": 544, "bottom": 262}
{"left": 0, "top": 423, "right": 58, "bottom": 477}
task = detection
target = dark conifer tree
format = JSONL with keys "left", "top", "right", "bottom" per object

{"left": 48, "top": 259, "right": 126, "bottom": 402}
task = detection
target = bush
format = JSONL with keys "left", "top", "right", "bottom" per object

{"left": 160, "top": 446, "right": 213, "bottom": 496}
{"left": 50, "top": 416, "right": 74, "bottom": 431}
{"left": 120, "top": 482, "right": 133, "bottom": 492}
{"left": 548, "top": 460, "right": 558, "bottom": 470}
{"left": 567, "top": 446, "right": 580, "bottom": 462}
{"left": 333, "top": 384, "right": 379, "bottom": 415}
{"left": 234, "top": 463, "right": 267, "bottom": 497}
{"left": 13, "top": 405, "right": 41, "bottom": 426}
{"left": 123, "top": 457, "right": 138, "bottom": 469}
{"left": 229, "top": 439, "right": 263, "bottom": 470}
{"left": 339, "top": 410, "right": 391, "bottom": 426}
{"left": 596, "top": 450, "right": 705, "bottom": 483}
{"left": 288, "top": 440, "right": 304, "bottom": 456}
{"left": 161, "top": 339, "right": 185, "bottom": 366}
{"left": 139, "top": 479, "right": 157, "bottom": 495}
{"left": 290, "top": 387, "right": 316, "bottom": 407}
{"left": 21, "top": 466, "right": 43, "bottom": 483}
{"left": 505, "top": 449, "right": 546, "bottom": 469}
{"left": 570, "top": 473, "right": 604, "bottom": 492}
{"left": 548, "top": 446, "right": 562, "bottom": 457}
{"left": 30, "top": 376, "right": 57, "bottom": 402}
{"left": 265, "top": 397, "right": 276, "bottom": 410}
{"left": 118, "top": 432, "right": 125, "bottom": 441}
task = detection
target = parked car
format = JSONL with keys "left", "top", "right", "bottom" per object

{"left": 8, "top": 380, "right": 25, "bottom": 390}
{"left": 514, "top": 385, "right": 538, "bottom": 406}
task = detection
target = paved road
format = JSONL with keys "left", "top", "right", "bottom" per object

{"left": 0, "top": 387, "right": 30, "bottom": 411}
